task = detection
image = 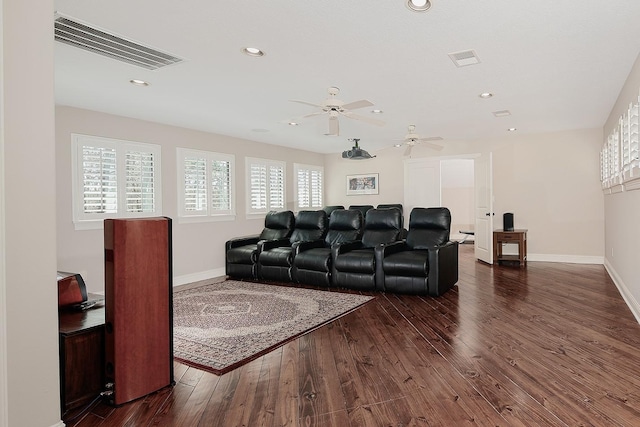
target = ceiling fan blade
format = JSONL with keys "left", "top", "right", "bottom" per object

{"left": 328, "top": 116, "right": 339, "bottom": 136}
{"left": 341, "top": 99, "right": 374, "bottom": 110}
{"left": 341, "top": 111, "right": 385, "bottom": 126}
{"left": 404, "top": 145, "right": 413, "bottom": 156}
{"left": 289, "top": 99, "right": 323, "bottom": 108}
{"left": 302, "top": 111, "right": 326, "bottom": 118}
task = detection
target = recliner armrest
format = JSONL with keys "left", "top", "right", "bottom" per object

{"left": 293, "top": 239, "right": 326, "bottom": 256}
{"left": 258, "top": 238, "right": 292, "bottom": 252}
{"left": 427, "top": 241, "right": 459, "bottom": 297}
{"left": 379, "top": 240, "right": 410, "bottom": 257}
{"left": 226, "top": 235, "right": 260, "bottom": 250}
{"left": 332, "top": 240, "right": 364, "bottom": 256}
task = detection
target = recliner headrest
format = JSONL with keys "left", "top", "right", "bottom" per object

{"left": 365, "top": 208, "right": 402, "bottom": 230}
{"left": 329, "top": 209, "right": 363, "bottom": 231}
{"left": 264, "top": 210, "right": 295, "bottom": 230}
{"left": 407, "top": 207, "right": 451, "bottom": 249}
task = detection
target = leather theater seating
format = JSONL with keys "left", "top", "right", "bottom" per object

{"left": 379, "top": 207, "right": 459, "bottom": 296}
{"left": 332, "top": 208, "right": 403, "bottom": 291}
{"left": 348, "top": 204, "right": 374, "bottom": 218}
{"left": 292, "top": 209, "right": 363, "bottom": 287}
{"left": 322, "top": 205, "right": 344, "bottom": 216}
{"left": 257, "top": 210, "right": 328, "bottom": 282}
{"left": 225, "top": 210, "right": 294, "bottom": 279}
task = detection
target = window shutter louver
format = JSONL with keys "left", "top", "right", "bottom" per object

{"left": 269, "top": 164, "right": 285, "bottom": 209}
{"left": 73, "top": 135, "right": 162, "bottom": 228}
{"left": 82, "top": 146, "right": 117, "bottom": 214}
{"left": 250, "top": 163, "right": 267, "bottom": 211}
{"left": 178, "top": 149, "right": 235, "bottom": 220}
{"left": 211, "top": 159, "right": 232, "bottom": 213}
{"left": 294, "top": 164, "right": 323, "bottom": 211}
{"left": 184, "top": 156, "right": 207, "bottom": 212}
{"left": 125, "top": 150, "right": 155, "bottom": 212}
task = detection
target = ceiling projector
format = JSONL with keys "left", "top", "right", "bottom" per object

{"left": 342, "top": 138, "right": 375, "bottom": 160}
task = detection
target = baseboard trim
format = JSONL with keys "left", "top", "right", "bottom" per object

{"left": 604, "top": 258, "right": 640, "bottom": 324}
{"left": 173, "top": 268, "right": 226, "bottom": 287}
{"left": 527, "top": 253, "right": 604, "bottom": 264}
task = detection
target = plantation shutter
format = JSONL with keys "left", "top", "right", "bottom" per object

{"left": 310, "top": 169, "right": 323, "bottom": 208}
{"left": 269, "top": 164, "right": 285, "bottom": 209}
{"left": 211, "top": 159, "right": 232, "bottom": 213}
{"left": 125, "top": 150, "right": 156, "bottom": 212}
{"left": 297, "top": 168, "right": 310, "bottom": 208}
{"left": 294, "top": 164, "right": 323, "bottom": 211}
{"left": 250, "top": 162, "right": 267, "bottom": 211}
{"left": 82, "top": 145, "right": 117, "bottom": 214}
{"left": 184, "top": 156, "right": 208, "bottom": 212}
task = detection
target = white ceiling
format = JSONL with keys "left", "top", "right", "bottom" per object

{"left": 54, "top": 0, "right": 640, "bottom": 155}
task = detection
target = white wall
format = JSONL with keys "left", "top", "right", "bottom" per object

{"left": 324, "top": 130, "right": 604, "bottom": 261}
{"left": 603, "top": 51, "right": 640, "bottom": 321}
{"left": 441, "top": 159, "right": 474, "bottom": 232}
{"left": 2, "top": 0, "right": 62, "bottom": 426}
{"left": 56, "top": 106, "right": 325, "bottom": 293}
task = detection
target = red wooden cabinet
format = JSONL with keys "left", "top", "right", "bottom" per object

{"left": 104, "top": 217, "right": 174, "bottom": 406}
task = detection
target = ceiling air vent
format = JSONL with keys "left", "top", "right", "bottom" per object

{"left": 448, "top": 50, "right": 480, "bottom": 67}
{"left": 54, "top": 14, "right": 183, "bottom": 70}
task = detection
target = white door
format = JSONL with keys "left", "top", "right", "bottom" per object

{"left": 404, "top": 158, "right": 441, "bottom": 224}
{"left": 474, "top": 152, "right": 493, "bottom": 264}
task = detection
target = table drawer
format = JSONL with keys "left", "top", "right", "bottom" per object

{"left": 496, "top": 233, "right": 520, "bottom": 242}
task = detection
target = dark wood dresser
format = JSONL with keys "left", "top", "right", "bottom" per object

{"left": 59, "top": 304, "right": 105, "bottom": 416}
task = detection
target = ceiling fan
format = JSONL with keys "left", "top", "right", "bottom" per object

{"left": 397, "top": 124, "right": 444, "bottom": 156}
{"left": 290, "top": 87, "right": 384, "bottom": 136}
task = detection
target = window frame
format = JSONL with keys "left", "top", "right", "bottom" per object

{"left": 294, "top": 163, "right": 324, "bottom": 212}
{"left": 245, "top": 157, "right": 286, "bottom": 218}
{"left": 176, "top": 148, "right": 236, "bottom": 223}
{"left": 71, "top": 134, "right": 162, "bottom": 230}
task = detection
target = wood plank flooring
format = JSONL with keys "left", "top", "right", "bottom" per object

{"left": 65, "top": 245, "right": 640, "bottom": 426}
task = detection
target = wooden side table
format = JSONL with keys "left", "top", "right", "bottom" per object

{"left": 493, "top": 229, "right": 527, "bottom": 267}
{"left": 59, "top": 304, "right": 105, "bottom": 417}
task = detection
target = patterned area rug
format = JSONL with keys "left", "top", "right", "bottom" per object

{"left": 173, "top": 280, "right": 374, "bottom": 375}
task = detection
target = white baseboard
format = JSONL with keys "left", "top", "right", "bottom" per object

{"left": 51, "top": 421, "right": 66, "bottom": 427}
{"left": 527, "top": 253, "right": 604, "bottom": 264}
{"left": 173, "top": 268, "right": 226, "bottom": 287}
{"left": 604, "top": 258, "right": 640, "bottom": 324}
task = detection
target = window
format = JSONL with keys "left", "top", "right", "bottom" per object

{"left": 72, "top": 134, "right": 162, "bottom": 229}
{"left": 246, "top": 157, "right": 285, "bottom": 216}
{"left": 177, "top": 148, "right": 235, "bottom": 222}
{"left": 294, "top": 163, "right": 323, "bottom": 211}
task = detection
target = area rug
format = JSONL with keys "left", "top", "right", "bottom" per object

{"left": 173, "top": 280, "right": 374, "bottom": 375}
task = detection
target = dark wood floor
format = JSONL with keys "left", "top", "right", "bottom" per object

{"left": 66, "top": 244, "right": 640, "bottom": 426}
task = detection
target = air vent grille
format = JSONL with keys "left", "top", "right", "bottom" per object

{"left": 448, "top": 50, "right": 480, "bottom": 67}
{"left": 492, "top": 110, "right": 512, "bottom": 117}
{"left": 54, "top": 15, "right": 183, "bottom": 70}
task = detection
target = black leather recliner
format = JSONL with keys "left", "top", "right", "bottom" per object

{"left": 291, "top": 209, "right": 363, "bottom": 287}
{"left": 225, "top": 210, "right": 295, "bottom": 279}
{"left": 322, "top": 205, "right": 345, "bottom": 216}
{"left": 348, "top": 204, "right": 374, "bottom": 218}
{"left": 377, "top": 203, "right": 407, "bottom": 238}
{"left": 332, "top": 208, "right": 403, "bottom": 291}
{"left": 379, "top": 207, "right": 459, "bottom": 296}
{"left": 257, "top": 210, "right": 328, "bottom": 282}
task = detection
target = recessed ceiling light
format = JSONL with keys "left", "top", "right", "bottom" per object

{"left": 242, "top": 47, "right": 265, "bottom": 57}
{"left": 394, "top": 144, "right": 403, "bottom": 148}
{"left": 479, "top": 92, "right": 493, "bottom": 99}
{"left": 371, "top": 109, "right": 383, "bottom": 114}
{"left": 507, "top": 127, "right": 517, "bottom": 132}
{"left": 406, "top": 0, "right": 432, "bottom": 12}
{"left": 129, "top": 79, "right": 149, "bottom": 86}
{"left": 288, "top": 121, "right": 299, "bottom": 126}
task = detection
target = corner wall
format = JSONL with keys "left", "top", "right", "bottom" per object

{"left": 55, "top": 107, "right": 325, "bottom": 293}
{"left": 602, "top": 51, "right": 640, "bottom": 321}
{"left": 324, "top": 128, "right": 604, "bottom": 261}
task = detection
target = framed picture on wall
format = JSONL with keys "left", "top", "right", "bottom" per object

{"left": 346, "top": 173, "right": 379, "bottom": 195}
